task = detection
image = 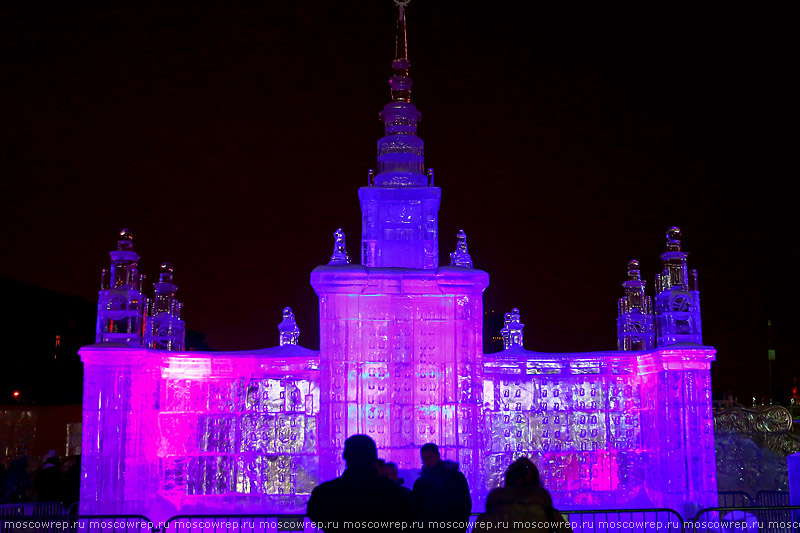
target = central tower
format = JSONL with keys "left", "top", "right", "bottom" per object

{"left": 311, "top": 2, "right": 489, "bottom": 487}
{"left": 359, "top": 2, "right": 439, "bottom": 269}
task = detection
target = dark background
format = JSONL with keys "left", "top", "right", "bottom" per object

{"left": 1, "top": 2, "right": 795, "bottom": 404}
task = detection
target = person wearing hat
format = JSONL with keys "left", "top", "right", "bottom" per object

{"left": 307, "top": 435, "right": 413, "bottom": 532}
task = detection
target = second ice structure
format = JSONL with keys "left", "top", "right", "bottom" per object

{"left": 79, "top": 4, "right": 717, "bottom": 519}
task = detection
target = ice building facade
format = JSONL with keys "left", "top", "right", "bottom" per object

{"left": 79, "top": 3, "right": 717, "bottom": 519}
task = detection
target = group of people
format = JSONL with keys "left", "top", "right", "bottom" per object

{"left": 307, "top": 435, "right": 570, "bottom": 533}
{"left": 0, "top": 452, "right": 80, "bottom": 508}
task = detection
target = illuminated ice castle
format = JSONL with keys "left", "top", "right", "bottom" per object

{"left": 79, "top": 4, "right": 717, "bottom": 519}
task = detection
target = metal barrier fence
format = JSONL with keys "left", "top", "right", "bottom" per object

{"left": 719, "top": 491, "right": 756, "bottom": 508}
{"left": 717, "top": 491, "right": 792, "bottom": 508}
{"left": 0, "top": 504, "right": 68, "bottom": 518}
{"left": 561, "top": 509, "right": 685, "bottom": 533}
{"left": 692, "top": 505, "right": 800, "bottom": 533}
{"left": 759, "top": 492, "right": 792, "bottom": 507}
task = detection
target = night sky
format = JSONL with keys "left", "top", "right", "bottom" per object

{"left": 2, "top": 2, "right": 795, "bottom": 402}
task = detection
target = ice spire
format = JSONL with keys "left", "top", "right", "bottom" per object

{"left": 501, "top": 308, "right": 524, "bottom": 350}
{"left": 329, "top": 228, "right": 351, "bottom": 265}
{"left": 278, "top": 307, "right": 300, "bottom": 346}
{"left": 359, "top": 0, "right": 441, "bottom": 269}
{"left": 145, "top": 262, "right": 185, "bottom": 351}
{"left": 390, "top": 0, "right": 411, "bottom": 103}
{"left": 617, "top": 260, "right": 654, "bottom": 351}
{"left": 95, "top": 228, "right": 148, "bottom": 346}
{"left": 450, "top": 229, "right": 473, "bottom": 268}
{"left": 374, "top": 0, "right": 425, "bottom": 187}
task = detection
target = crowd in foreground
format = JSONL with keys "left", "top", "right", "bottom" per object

{"left": 2, "top": 438, "right": 569, "bottom": 531}
{"left": 308, "top": 435, "right": 572, "bottom": 533}
{"left": 0, "top": 452, "right": 80, "bottom": 507}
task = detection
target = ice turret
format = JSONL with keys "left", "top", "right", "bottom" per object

{"left": 617, "top": 260, "right": 655, "bottom": 351}
{"left": 329, "top": 228, "right": 351, "bottom": 265}
{"left": 654, "top": 227, "right": 703, "bottom": 345}
{"left": 278, "top": 306, "right": 300, "bottom": 346}
{"left": 359, "top": 0, "right": 441, "bottom": 268}
{"left": 501, "top": 308, "right": 524, "bottom": 350}
{"left": 449, "top": 229, "right": 473, "bottom": 268}
{"left": 144, "top": 262, "right": 185, "bottom": 351}
{"left": 95, "top": 229, "right": 148, "bottom": 346}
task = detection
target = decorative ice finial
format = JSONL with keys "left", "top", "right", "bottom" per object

{"left": 329, "top": 228, "right": 351, "bottom": 265}
{"left": 666, "top": 226, "right": 682, "bottom": 252}
{"left": 278, "top": 306, "right": 300, "bottom": 346}
{"left": 159, "top": 262, "right": 174, "bottom": 283}
{"left": 117, "top": 228, "right": 134, "bottom": 250}
{"left": 627, "top": 259, "right": 641, "bottom": 281}
{"left": 449, "top": 229, "right": 473, "bottom": 268}
{"left": 501, "top": 308, "right": 524, "bottom": 350}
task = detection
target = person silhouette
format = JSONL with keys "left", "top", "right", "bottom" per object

{"left": 412, "top": 443, "right": 471, "bottom": 532}
{"left": 307, "top": 435, "right": 413, "bottom": 532}
{"left": 474, "top": 457, "right": 572, "bottom": 533}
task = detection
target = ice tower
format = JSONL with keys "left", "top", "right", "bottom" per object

{"left": 617, "top": 260, "right": 655, "bottom": 351}
{"left": 655, "top": 227, "right": 703, "bottom": 346}
{"left": 311, "top": 2, "right": 489, "bottom": 487}
{"left": 144, "top": 263, "right": 185, "bottom": 351}
{"left": 95, "top": 229, "right": 147, "bottom": 346}
{"left": 359, "top": 1, "right": 439, "bottom": 269}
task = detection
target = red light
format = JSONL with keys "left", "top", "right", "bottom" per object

{"left": 13, "top": 390, "right": 20, "bottom": 397}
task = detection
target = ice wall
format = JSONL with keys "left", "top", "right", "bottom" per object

{"left": 79, "top": 342, "right": 320, "bottom": 519}
{"left": 484, "top": 340, "right": 717, "bottom": 516}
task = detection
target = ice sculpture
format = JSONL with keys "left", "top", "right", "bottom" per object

{"left": 328, "top": 228, "right": 350, "bottom": 266}
{"left": 95, "top": 230, "right": 185, "bottom": 351}
{"left": 95, "top": 228, "right": 147, "bottom": 346}
{"left": 278, "top": 307, "right": 300, "bottom": 346}
{"left": 80, "top": 2, "right": 718, "bottom": 520}
{"left": 80, "top": 306, "right": 320, "bottom": 520}
{"left": 359, "top": 2, "right": 439, "bottom": 269}
{"left": 145, "top": 263, "right": 185, "bottom": 351}
{"left": 501, "top": 308, "right": 524, "bottom": 350}
{"left": 484, "top": 306, "right": 717, "bottom": 516}
{"left": 450, "top": 229, "right": 473, "bottom": 268}
{"left": 312, "top": 5, "right": 487, "bottom": 487}
{"left": 655, "top": 227, "right": 703, "bottom": 346}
